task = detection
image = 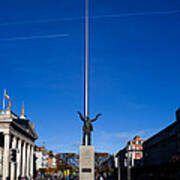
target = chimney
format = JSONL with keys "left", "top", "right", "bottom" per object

{"left": 176, "top": 108, "right": 180, "bottom": 122}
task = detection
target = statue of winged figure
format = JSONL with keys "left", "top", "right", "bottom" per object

{"left": 78, "top": 111, "right": 101, "bottom": 145}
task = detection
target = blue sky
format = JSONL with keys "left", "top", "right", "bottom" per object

{"left": 0, "top": 0, "right": 180, "bottom": 154}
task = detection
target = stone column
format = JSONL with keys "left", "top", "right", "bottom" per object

{"left": 26, "top": 144, "right": 30, "bottom": 178}
{"left": 30, "top": 145, "right": 34, "bottom": 179}
{"left": 22, "top": 141, "right": 26, "bottom": 178}
{"left": 10, "top": 136, "right": 17, "bottom": 180}
{"left": 3, "top": 133, "right": 10, "bottom": 180}
{"left": 16, "top": 139, "right": 22, "bottom": 180}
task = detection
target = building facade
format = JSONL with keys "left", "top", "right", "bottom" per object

{"left": 115, "top": 136, "right": 144, "bottom": 180}
{"left": 35, "top": 147, "right": 58, "bottom": 176}
{"left": 0, "top": 108, "right": 38, "bottom": 180}
{"left": 116, "top": 136, "right": 145, "bottom": 168}
{"left": 48, "top": 151, "right": 57, "bottom": 169}
{"left": 34, "top": 146, "right": 49, "bottom": 170}
{"left": 143, "top": 108, "right": 180, "bottom": 166}
{"left": 128, "top": 109, "right": 180, "bottom": 180}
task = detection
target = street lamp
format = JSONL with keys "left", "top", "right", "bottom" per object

{"left": 125, "top": 152, "right": 131, "bottom": 180}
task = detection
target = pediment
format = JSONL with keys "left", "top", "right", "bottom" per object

{"left": 27, "top": 121, "right": 38, "bottom": 139}
{"left": 13, "top": 118, "right": 38, "bottom": 140}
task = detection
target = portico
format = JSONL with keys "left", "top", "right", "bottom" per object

{"left": 0, "top": 108, "right": 38, "bottom": 180}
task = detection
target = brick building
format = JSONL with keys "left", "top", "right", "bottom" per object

{"left": 48, "top": 151, "right": 57, "bottom": 169}
{"left": 116, "top": 136, "right": 145, "bottom": 168}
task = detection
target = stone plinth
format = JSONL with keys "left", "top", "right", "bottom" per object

{"left": 80, "top": 145, "right": 94, "bottom": 180}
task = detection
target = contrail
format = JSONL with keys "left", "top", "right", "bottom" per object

{"left": 0, "top": 10, "right": 179, "bottom": 26}
{"left": 0, "top": 17, "right": 82, "bottom": 26}
{"left": 94, "top": 10, "right": 180, "bottom": 19}
{"left": 0, "top": 33, "right": 69, "bottom": 41}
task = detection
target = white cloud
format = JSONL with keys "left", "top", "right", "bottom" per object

{"left": 101, "top": 129, "right": 158, "bottom": 140}
{"left": 93, "top": 128, "right": 160, "bottom": 153}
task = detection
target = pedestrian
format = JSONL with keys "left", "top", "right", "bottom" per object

{"left": 100, "top": 174, "right": 104, "bottom": 180}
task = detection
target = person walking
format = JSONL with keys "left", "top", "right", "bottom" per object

{"left": 99, "top": 175, "right": 104, "bottom": 180}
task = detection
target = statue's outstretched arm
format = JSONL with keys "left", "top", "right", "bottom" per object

{"left": 78, "top": 111, "right": 84, "bottom": 121}
{"left": 91, "top": 113, "right": 102, "bottom": 122}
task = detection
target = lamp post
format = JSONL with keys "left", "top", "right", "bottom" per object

{"left": 118, "top": 157, "right": 121, "bottom": 180}
{"left": 125, "top": 151, "right": 131, "bottom": 180}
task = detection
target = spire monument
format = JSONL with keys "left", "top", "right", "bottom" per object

{"left": 79, "top": 1, "right": 101, "bottom": 180}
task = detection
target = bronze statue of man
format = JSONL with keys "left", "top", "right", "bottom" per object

{"left": 78, "top": 112, "right": 101, "bottom": 145}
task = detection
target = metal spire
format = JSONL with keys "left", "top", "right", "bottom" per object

{"left": 84, "top": 0, "right": 89, "bottom": 120}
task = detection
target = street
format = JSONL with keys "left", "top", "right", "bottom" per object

{"left": 35, "top": 177, "right": 116, "bottom": 180}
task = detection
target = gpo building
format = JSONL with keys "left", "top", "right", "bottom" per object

{"left": 0, "top": 107, "right": 38, "bottom": 180}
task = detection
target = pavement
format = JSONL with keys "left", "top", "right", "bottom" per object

{"left": 35, "top": 178, "right": 115, "bottom": 180}
{"left": 35, "top": 178, "right": 78, "bottom": 180}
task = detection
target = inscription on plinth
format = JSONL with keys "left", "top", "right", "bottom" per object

{"left": 80, "top": 145, "right": 94, "bottom": 180}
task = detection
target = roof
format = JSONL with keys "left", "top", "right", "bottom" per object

{"left": 144, "top": 120, "right": 178, "bottom": 146}
{"left": 14, "top": 118, "right": 38, "bottom": 139}
{"left": 0, "top": 110, "right": 38, "bottom": 140}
